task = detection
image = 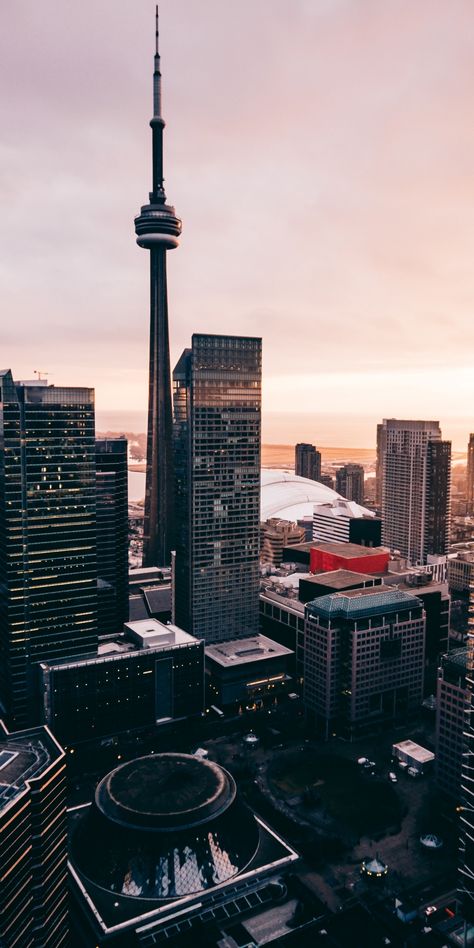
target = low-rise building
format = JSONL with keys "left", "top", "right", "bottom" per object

{"left": 260, "top": 518, "right": 306, "bottom": 566}
{"left": 205, "top": 634, "right": 293, "bottom": 711}
{"left": 40, "top": 619, "right": 204, "bottom": 745}
{"left": 313, "top": 500, "right": 381, "bottom": 547}
{"left": 304, "top": 587, "right": 425, "bottom": 739}
{"left": 392, "top": 739, "right": 435, "bottom": 773}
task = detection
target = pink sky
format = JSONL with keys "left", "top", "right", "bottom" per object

{"left": 1, "top": 1, "right": 474, "bottom": 447}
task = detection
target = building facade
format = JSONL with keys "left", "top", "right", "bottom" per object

{"left": 173, "top": 333, "right": 262, "bottom": 643}
{"left": 96, "top": 439, "right": 129, "bottom": 636}
{"left": 205, "top": 634, "right": 293, "bottom": 710}
{"left": 313, "top": 500, "right": 381, "bottom": 547}
{"left": 40, "top": 619, "right": 204, "bottom": 745}
{"left": 304, "top": 587, "right": 425, "bottom": 739}
{"left": 134, "top": 9, "right": 181, "bottom": 568}
{"left": 295, "top": 443, "right": 322, "bottom": 482}
{"left": 380, "top": 419, "right": 451, "bottom": 565}
{"left": 260, "top": 518, "right": 306, "bottom": 566}
{"left": 335, "top": 464, "right": 365, "bottom": 505}
{"left": 0, "top": 721, "right": 68, "bottom": 948}
{"left": 435, "top": 647, "right": 466, "bottom": 800}
{"left": 468, "top": 433, "right": 474, "bottom": 514}
{"left": 0, "top": 371, "right": 97, "bottom": 729}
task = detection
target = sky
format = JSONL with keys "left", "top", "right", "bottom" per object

{"left": 1, "top": 0, "right": 474, "bottom": 447}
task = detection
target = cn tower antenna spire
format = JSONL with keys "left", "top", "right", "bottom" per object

{"left": 154, "top": 4, "right": 162, "bottom": 120}
{"left": 134, "top": 6, "right": 182, "bottom": 568}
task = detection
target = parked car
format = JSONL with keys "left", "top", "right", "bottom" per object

{"left": 388, "top": 772, "right": 398, "bottom": 783}
{"left": 407, "top": 766, "right": 420, "bottom": 778}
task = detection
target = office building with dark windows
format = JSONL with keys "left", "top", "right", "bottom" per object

{"left": 303, "top": 587, "right": 425, "bottom": 740}
{"left": 40, "top": 619, "right": 204, "bottom": 746}
{"left": 335, "top": 463, "right": 365, "bottom": 505}
{"left": 96, "top": 438, "right": 129, "bottom": 635}
{"left": 379, "top": 419, "right": 451, "bottom": 565}
{"left": 69, "top": 752, "right": 298, "bottom": 946}
{"left": 173, "top": 333, "right": 262, "bottom": 644}
{"left": 0, "top": 371, "right": 97, "bottom": 729}
{"left": 294, "top": 442, "right": 321, "bottom": 481}
{"left": 134, "top": 8, "right": 181, "bottom": 569}
{"left": 205, "top": 634, "right": 293, "bottom": 711}
{"left": 435, "top": 647, "right": 466, "bottom": 800}
{"left": 0, "top": 721, "right": 68, "bottom": 948}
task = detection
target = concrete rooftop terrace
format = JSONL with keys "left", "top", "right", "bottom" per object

{"left": 205, "top": 634, "right": 293, "bottom": 668}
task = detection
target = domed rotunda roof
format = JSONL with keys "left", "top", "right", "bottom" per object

{"left": 72, "top": 753, "right": 260, "bottom": 902}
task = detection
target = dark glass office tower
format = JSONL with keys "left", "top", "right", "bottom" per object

{"left": 0, "top": 371, "right": 97, "bottom": 729}
{"left": 174, "top": 334, "right": 262, "bottom": 643}
{"left": 134, "top": 8, "right": 181, "bottom": 567}
{"left": 96, "top": 439, "right": 129, "bottom": 635}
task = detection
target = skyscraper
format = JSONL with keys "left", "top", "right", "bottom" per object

{"left": 0, "top": 721, "right": 68, "bottom": 947}
{"left": 134, "top": 7, "right": 181, "bottom": 568}
{"left": 173, "top": 334, "right": 262, "bottom": 643}
{"left": 459, "top": 580, "right": 474, "bottom": 923}
{"left": 380, "top": 419, "right": 451, "bottom": 566}
{"left": 335, "top": 463, "right": 364, "bottom": 505}
{"left": 295, "top": 443, "right": 322, "bottom": 481}
{"left": 467, "top": 433, "right": 474, "bottom": 514}
{"left": 0, "top": 371, "right": 97, "bottom": 729}
{"left": 96, "top": 438, "right": 129, "bottom": 635}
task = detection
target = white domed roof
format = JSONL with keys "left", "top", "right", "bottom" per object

{"left": 260, "top": 469, "right": 373, "bottom": 523}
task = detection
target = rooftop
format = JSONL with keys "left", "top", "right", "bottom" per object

{"left": 301, "top": 569, "right": 377, "bottom": 590}
{"left": 392, "top": 740, "right": 435, "bottom": 764}
{"left": 206, "top": 634, "right": 293, "bottom": 667}
{"left": 306, "top": 586, "right": 423, "bottom": 622}
{"left": 260, "top": 469, "right": 373, "bottom": 522}
{"left": 312, "top": 541, "right": 388, "bottom": 558}
{"left": 97, "top": 753, "right": 235, "bottom": 830}
{"left": 441, "top": 646, "right": 468, "bottom": 673}
{"left": 0, "top": 723, "right": 63, "bottom": 815}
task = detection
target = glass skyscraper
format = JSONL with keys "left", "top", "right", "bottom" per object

{"left": 0, "top": 371, "right": 97, "bottom": 728}
{"left": 173, "top": 334, "right": 262, "bottom": 643}
{"left": 96, "top": 438, "right": 129, "bottom": 635}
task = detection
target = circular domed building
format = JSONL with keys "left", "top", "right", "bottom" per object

{"left": 72, "top": 753, "right": 260, "bottom": 902}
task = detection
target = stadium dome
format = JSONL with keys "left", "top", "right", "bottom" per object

{"left": 260, "top": 469, "right": 373, "bottom": 522}
{"left": 72, "top": 753, "right": 260, "bottom": 903}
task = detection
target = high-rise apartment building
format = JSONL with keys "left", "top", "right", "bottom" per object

{"left": 0, "top": 371, "right": 97, "bottom": 729}
{"left": 134, "top": 8, "right": 181, "bottom": 568}
{"left": 336, "top": 463, "right": 364, "bottom": 505}
{"left": 0, "top": 721, "right": 68, "bottom": 947}
{"left": 380, "top": 419, "right": 451, "bottom": 566}
{"left": 375, "top": 422, "right": 386, "bottom": 509}
{"left": 96, "top": 438, "right": 129, "bottom": 635}
{"left": 304, "top": 587, "right": 425, "bottom": 740}
{"left": 295, "top": 443, "right": 322, "bottom": 482}
{"left": 468, "top": 433, "right": 474, "bottom": 514}
{"left": 173, "top": 333, "right": 262, "bottom": 643}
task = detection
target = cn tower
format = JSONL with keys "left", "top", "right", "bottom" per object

{"left": 135, "top": 6, "right": 181, "bottom": 566}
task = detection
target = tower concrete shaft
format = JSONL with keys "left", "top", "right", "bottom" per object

{"left": 134, "top": 6, "right": 181, "bottom": 566}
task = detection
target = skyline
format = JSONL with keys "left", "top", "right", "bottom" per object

{"left": 2, "top": 1, "right": 474, "bottom": 448}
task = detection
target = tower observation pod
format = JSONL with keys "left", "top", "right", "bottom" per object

{"left": 134, "top": 6, "right": 181, "bottom": 567}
